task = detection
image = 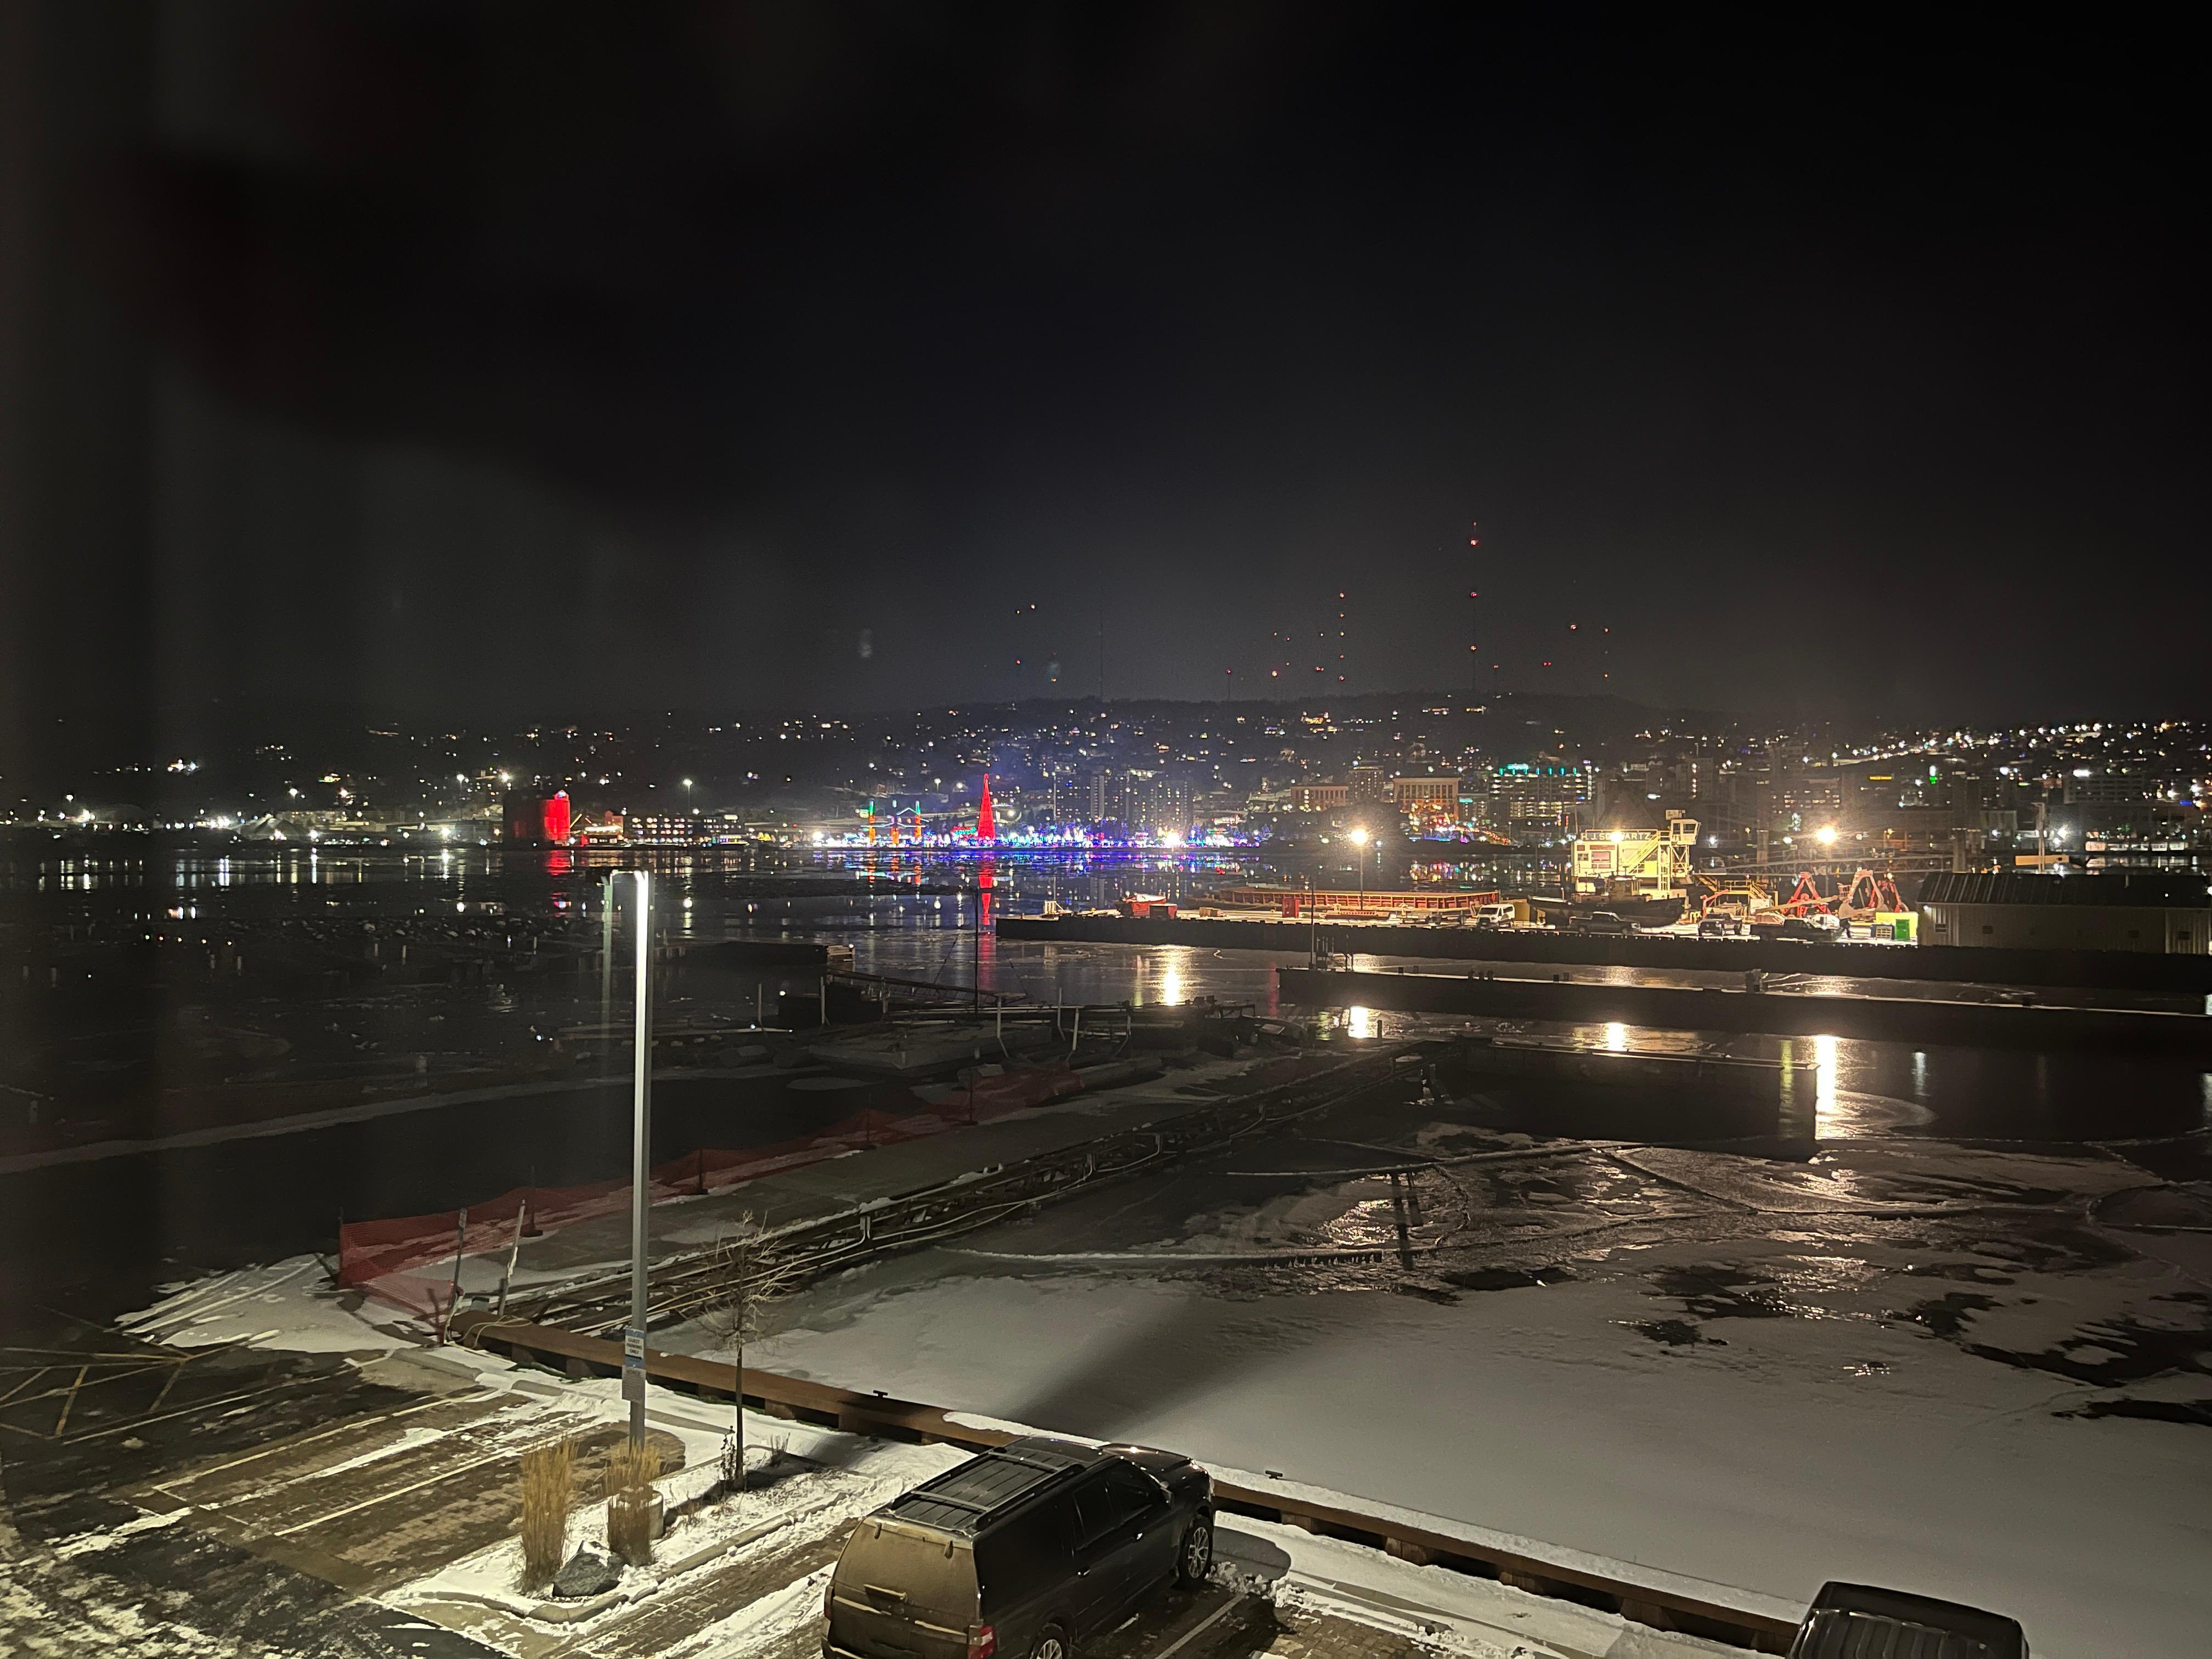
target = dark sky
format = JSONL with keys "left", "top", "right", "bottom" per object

{"left": 2, "top": 4, "right": 2205, "bottom": 776}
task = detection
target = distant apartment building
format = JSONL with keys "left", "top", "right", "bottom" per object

{"left": 1458, "top": 785, "right": 1496, "bottom": 829}
{"left": 2064, "top": 768, "right": 2151, "bottom": 806}
{"left": 1389, "top": 775, "right": 1461, "bottom": 827}
{"left": 1087, "top": 769, "right": 1124, "bottom": 824}
{"left": 1128, "top": 772, "right": 1194, "bottom": 835}
{"left": 1390, "top": 776, "right": 1459, "bottom": 811}
{"left": 1030, "top": 770, "right": 1070, "bottom": 825}
{"left": 1080, "top": 766, "right": 1192, "bottom": 834}
{"left": 1290, "top": 783, "right": 1350, "bottom": 812}
{"left": 1489, "top": 762, "right": 1592, "bottom": 839}
{"left": 1774, "top": 770, "right": 1845, "bottom": 819}
{"left": 626, "top": 810, "right": 774, "bottom": 847}
{"left": 625, "top": 811, "right": 711, "bottom": 846}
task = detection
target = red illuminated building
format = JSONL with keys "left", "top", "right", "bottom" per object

{"left": 502, "top": 789, "right": 573, "bottom": 846}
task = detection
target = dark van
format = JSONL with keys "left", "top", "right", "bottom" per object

{"left": 1790, "top": 1581, "right": 2028, "bottom": 1658}
{"left": 822, "top": 1436, "right": 1213, "bottom": 1659}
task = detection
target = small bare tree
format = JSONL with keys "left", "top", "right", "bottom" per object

{"left": 696, "top": 1212, "right": 800, "bottom": 1494}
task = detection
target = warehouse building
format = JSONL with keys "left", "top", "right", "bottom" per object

{"left": 1917, "top": 870, "right": 2210, "bottom": 954}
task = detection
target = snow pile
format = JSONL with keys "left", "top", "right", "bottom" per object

{"left": 120, "top": 1257, "right": 420, "bottom": 1352}
{"left": 47, "top": 1508, "right": 190, "bottom": 1562}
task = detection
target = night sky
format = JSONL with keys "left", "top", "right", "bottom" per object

{"left": 2, "top": 5, "right": 2204, "bottom": 775}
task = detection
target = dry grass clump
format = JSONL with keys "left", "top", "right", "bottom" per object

{"left": 518, "top": 1437, "right": 575, "bottom": 1590}
{"left": 605, "top": 1439, "right": 664, "bottom": 1566}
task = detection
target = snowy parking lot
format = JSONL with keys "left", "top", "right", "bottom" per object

{"left": 3, "top": 1325, "right": 1727, "bottom": 1659}
{"left": 665, "top": 1093, "right": 2212, "bottom": 1659}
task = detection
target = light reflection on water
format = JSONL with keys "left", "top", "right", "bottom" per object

{"left": 8, "top": 843, "right": 1560, "bottom": 907}
{"left": 12, "top": 847, "right": 2208, "bottom": 1143}
{"left": 1814, "top": 1033, "right": 1839, "bottom": 1135}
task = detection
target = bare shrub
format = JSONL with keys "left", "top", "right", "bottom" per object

{"left": 695, "top": 1213, "right": 800, "bottom": 1493}
{"left": 518, "top": 1437, "right": 574, "bottom": 1590}
{"left": 605, "top": 1438, "right": 663, "bottom": 1566}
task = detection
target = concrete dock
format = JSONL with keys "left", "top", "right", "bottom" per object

{"left": 1277, "top": 964, "right": 2212, "bottom": 1053}
{"left": 1001, "top": 912, "right": 2212, "bottom": 994}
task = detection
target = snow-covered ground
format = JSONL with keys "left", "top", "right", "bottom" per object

{"left": 678, "top": 1131, "right": 2211, "bottom": 1659}
{"left": 92, "top": 1269, "right": 1782, "bottom": 1657}
{"left": 104, "top": 1107, "right": 2212, "bottom": 1659}
{"left": 121, "top": 1256, "right": 422, "bottom": 1352}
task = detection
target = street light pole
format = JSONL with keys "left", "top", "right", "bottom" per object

{"left": 625, "top": 869, "right": 653, "bottom": 1449}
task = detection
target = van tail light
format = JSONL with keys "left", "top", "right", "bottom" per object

{"left": 822, "top": 1579, "right": 835, "bottom": 1620}
{"left": 966, "top": 1624, "right": 997, "bottom": 1659}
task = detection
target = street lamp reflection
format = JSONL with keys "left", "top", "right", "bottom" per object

{"left": 1814, "top": 1033, "right": 1839, "bottom": 1133}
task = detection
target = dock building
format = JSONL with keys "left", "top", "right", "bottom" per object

{"left": 1916, "top": 870, "right": 2210, "bottom": 953}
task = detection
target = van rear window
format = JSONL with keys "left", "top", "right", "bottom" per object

{"left": 837, "top": 1520, "right": 980, "bottom": 1624}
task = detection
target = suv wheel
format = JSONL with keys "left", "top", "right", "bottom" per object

{"left": 1176, "top": 1516, "right": 1213, "bottom": 1588}
{"left": 1029, "top": 1622, "right": 1070, "bottom": 1659}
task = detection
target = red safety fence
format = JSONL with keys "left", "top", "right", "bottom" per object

{"left": 338, "top": 1065, "right": 1086, "bottom": 1325}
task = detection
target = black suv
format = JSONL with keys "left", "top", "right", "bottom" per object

{"left": 823, "top": 1436, "right": 1214, "bottom": 1659}
{"left": 1790, "top": 1581, "right": 2027, "bottom": 1657}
